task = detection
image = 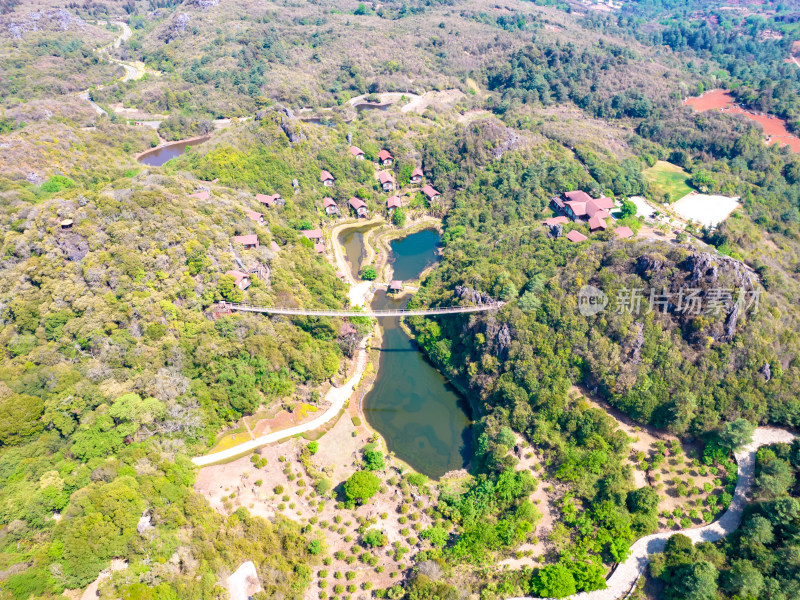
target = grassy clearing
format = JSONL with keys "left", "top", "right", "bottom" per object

{"left": 644, "top": 160, "right": 694, "bottom": 201}
{"left": 210, "top": 427, "right": 250, "bottom": 453}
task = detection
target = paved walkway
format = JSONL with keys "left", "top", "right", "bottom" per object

{"left": 191, "top": 341, "right": 369, "bottom": 466}
{"left": 509, "top": 427, "right": 797, "bottom": 600}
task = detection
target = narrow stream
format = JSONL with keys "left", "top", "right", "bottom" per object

{"left": 357, "top": 228, "right": 472, "bottom": 479}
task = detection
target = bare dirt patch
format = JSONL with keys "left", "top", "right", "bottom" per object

{"left": 195, "top": 428, "right": 440, "bottom": 600}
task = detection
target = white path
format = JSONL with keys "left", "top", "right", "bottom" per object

{"left": 509, "top": 426, "right": 797, "bottom": 600}
{"left": 191, "top": 341, "right": 369, "bottom": 466}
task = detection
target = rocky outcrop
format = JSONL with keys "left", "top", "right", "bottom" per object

{"left": 56, "top": 233, "right": 89, "bottom": 262}
{"left": 3, "top": 9, "right": 85, "bottom": 39}
{"left": 162, "top": 13, "right": 190, "bottom": 43}
{"left": 455, "top": 285, "right": 494, "bottom": 306}
{"left": 194, "top": 0, "right": 221, "bottom": 8}
{"left": 635, "top": 252, "right": 668, "bottom": 278}
{"left": 279, "top": 107, "right": 306, "bottom": 144}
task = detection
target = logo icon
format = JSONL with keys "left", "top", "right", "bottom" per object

{"left": 577, "top": 285, "right": 608, "bottom": 316}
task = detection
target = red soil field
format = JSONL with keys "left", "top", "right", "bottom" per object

{"left": 684, "top": 89, "right": 800, "bottom": 153}
{"left": 684, "top": 89, "right": 734, "bottom": 111}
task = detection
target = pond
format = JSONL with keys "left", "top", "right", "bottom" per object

{"left": 338, "top": 224, "right": 379, "bottom": 279}
{"left": 387, "top": 228, "right": 441, "bottom": 281}
{"left": 138, "top": 136, "right": 209, "bottom": 166}
{"left": 360, "top": 229, "right": 473, "bottom": 479}
{"left": 354, "top": 102, "right": 392, "bottom": 113}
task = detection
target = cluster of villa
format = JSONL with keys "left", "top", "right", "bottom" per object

{"left": 322, "top": 146, "right": 440, "bottom": 219}
{"left": 206, "top": 145, "right": 447, "bottom": 293}
{"left": 548, "top": 190, "right": 634, "bottom": 242}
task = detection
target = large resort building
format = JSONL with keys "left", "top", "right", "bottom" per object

{"left": 551, "top": 191, "right": 615, "bottom": 232}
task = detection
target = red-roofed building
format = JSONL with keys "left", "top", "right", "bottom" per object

{"left": 349, "top": 197, "right": 369, "bottom": 218}
{"left": 389, "top": 280, "right": 403, "bottom": 293}
{"left": 191, "top": 191, "right": 211, "bottom": 201}
{"left": 421, "top": 185, "right": 440, "bottom": 201}
{"left": 543, "top": 216, "right": 569, "bottom": 226}
{"left": 410, "top": 167, "right": 423, "bottom": 184}
{"left": 301, "top": 229, "right": 324, "bottom": 243}
{"left": 323, "top": 197, "right": 340, "bottom": 216}
{"left": 615, "top": 226, "right": 634, "bottom": 239}
{"left": 588, "top": 214, "right": 607, "bottom": 231}
{"left": 257, "top": 193, "right": 284, "bottom": 207}
{"left": 321, "top": 170, "right": 335, "bottom": 186}
{"left": 233, "top": 234, "right": 259, "bottom": 249}
{"left": 378, "top": 149, "right": 393, "bottom": 166}
{"left": 386, "top": 195, "right": 402, "bottom": 213}
{"left": 564, "top": 190, "right": 593, "bottom": 204}
{"left": 314, "top": 243, "right": 325, "bottom": 254}
{"left": 563, "top": 191, "right": 615, "bottom": 222}
{"left": 226, "top": 270, "right": 251, "bottom": 290}
{"left": 350, "top": 146, "right": 365, "bottom": 160}
{"left": 566, "top": 230, "right": 588, "bottom": 243}
{"left": 246, "top": 210, "right": 265, "bottom": 225}
{"left": 270, "top": 241, "right": 281, "bottom": 253}
{"left": 378, "top": 171, "right": 395, "bottom": 191}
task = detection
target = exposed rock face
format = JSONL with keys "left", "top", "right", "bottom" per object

{"left": 496, "top": 322, "right": 512, "bottom": 355}
{"left": 760, "top": 362, "right": 771, "bottom": 382}
{"left": 455, "top": 285, "right": 494, "bottom": 306}
{"left": 549, "top": 223, "right": 563, "bottom": 239}
{"left": 163, "top": 13, "right": 191, "bottom": 43}
{"left": 56, "top": 233, "right": 89, "bottom": 262}
{"left": 632, "top": 249, "right": 759, "bottom": 345}
{"left": 628, "top": 321, "right": 645, "bottom": 365}
{"left": 3, "top": 9, "right": 85, "bottom": 39}
{"left": 194, "top": 0, "right": 221, "bottom": 8}
{"left": 492, "top": 127, "right": 522, "bottom": 160}
{"left": 721, "top": 302, "right": 739, "bottom": 343}
{"left": 279, "top": 107, "right": 306, "bottom": 144}
{"left": 635, "top": 252, "right": 668, "bottom": 278}
{"left": 26, "top": 172, "right": 43, "bottom": 186}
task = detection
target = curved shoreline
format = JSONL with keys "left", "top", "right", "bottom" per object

{"left": 509, "top": 426, "right": 797, "bottom": 600}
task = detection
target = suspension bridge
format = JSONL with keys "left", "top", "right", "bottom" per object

{"left": 216, "top": 301, "right": 504, "bottom": 318}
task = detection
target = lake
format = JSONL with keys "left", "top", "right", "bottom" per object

{"left": 138, "top": 136, "right": 209, "bottom": 166}
{"left": 359, "top": 228, "right": 472, "bottom": 479}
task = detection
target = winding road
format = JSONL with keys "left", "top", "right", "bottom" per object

{"left": 510, "top": 426, "right": 797, "bottom": 600}
{"left": 77, "top": 20, "right": 150, "bottom": 115}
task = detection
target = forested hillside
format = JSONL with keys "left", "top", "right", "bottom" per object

{"left": 0, "top": 111, "right": 362, "bottom": 596}
{"left": 3, "top": 0, "right": 800, "bottom": 599}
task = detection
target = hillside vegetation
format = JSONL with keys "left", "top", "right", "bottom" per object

{"left": 3, "top": 0, "right": 800, "bottom": 599}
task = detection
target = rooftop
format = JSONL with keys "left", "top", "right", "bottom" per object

{"left": 566, "top": 230, "right": 588, "bottom": 243}
{"left": 233, "top": 234, "right": 259, "bottom": 246}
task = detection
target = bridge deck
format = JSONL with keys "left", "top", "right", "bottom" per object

{"left": 218, "top": 302, "right": 503, "bottom": 318}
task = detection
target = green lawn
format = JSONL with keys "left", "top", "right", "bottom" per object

{"left": 643, "top": 161, "right": 694, "bottom": 202}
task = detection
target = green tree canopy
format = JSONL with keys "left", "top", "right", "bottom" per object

{"left": 344, "top": 471, "right": 380, "bottom": 505}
